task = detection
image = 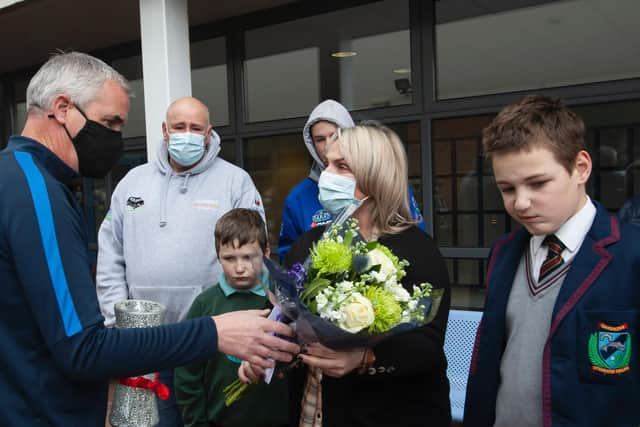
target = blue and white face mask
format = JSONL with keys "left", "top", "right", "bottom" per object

{"left": 318, "top": 170, "right": 365, "bottom": 216}
{"left": 168, "top": 132, "right": 206, "bottom": 167}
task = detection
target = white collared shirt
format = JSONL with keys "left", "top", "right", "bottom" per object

{"left": 529, "top": 196, "right": 596, "bottom": 282}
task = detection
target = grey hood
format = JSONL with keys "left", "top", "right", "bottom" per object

{"left": 303, "top": 100, "right": 355, "bottom": 181}
{"left": 154, "top": 129, "right": 221, "bottom": 226}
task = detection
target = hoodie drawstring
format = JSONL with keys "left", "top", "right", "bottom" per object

{"left": 159, "top": 172, "right": 192, "bottom": 227}
{"left": 180, "top": 173, "right": 191, "bottom": 194}
{"left": 159, "top": 171, "right": 172, "bottom": 227}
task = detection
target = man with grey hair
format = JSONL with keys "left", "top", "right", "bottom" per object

{"left": 0, "top": 51, "right": 298, "bottom": 427}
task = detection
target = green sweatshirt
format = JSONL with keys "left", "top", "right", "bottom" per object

{"left": 175, "top": 281, "right": 289, "bottom": 427}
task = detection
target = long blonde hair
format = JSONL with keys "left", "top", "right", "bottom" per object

{"left": 337, "top": 124, "right": 413, "bottom": 235}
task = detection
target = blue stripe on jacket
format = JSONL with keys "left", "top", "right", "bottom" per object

{"left": 14, "top": 150, "right": 82, "bottom": 336}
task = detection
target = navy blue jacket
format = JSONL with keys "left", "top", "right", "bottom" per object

{"left": 277, "top": 177, "right": 426, "bottom": 261}
{"left": 464, "top": 202, "right": 640, "bottom": 427}
{"left": 0, "top": 136, "right": 218, "bottom": 427}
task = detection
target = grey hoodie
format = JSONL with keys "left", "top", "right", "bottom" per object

{"left": 302, "top": 99, "right": 355, "bottom": 181}
{"left": 96, "top": 130, "right": 265, "bottom": 326}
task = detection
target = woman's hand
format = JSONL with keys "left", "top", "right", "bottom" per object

{"left": 299, "top": 343, "right": 365, "bottom": 378}
{"left": 238, "top": 360, "right": 264, "bottom": 383}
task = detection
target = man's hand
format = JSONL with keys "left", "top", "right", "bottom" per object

{"left": 213, "top": 309, "right": 300, "bottom": 369}
{"left": 299, "top": 343, "right": 364, "bottom": 378}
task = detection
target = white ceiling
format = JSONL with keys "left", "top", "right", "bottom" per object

{"left": 0, "top": 0, "right": 297, "bottom": 74}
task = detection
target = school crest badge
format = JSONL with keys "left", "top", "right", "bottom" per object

{"left": 588, "top": 322, "right": 632, "bottom": 375}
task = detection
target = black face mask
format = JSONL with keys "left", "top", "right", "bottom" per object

{"left": 52, "top": 105, "right": 124, "bottom": 178}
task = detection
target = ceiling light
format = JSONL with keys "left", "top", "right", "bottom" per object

{"left": 331, "top": 51, "right": 357, "bottom": 58}
{"left": 393, "top": 68, "right": 411, "bottom": 74}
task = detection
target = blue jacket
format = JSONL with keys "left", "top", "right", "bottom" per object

{"left": 0, "top": 136, "right": 218, "bottom": 427}
{"left": 277, "top": 177, "right": 426, "bottom": 260}
{"left": 464, "top": 202, "right": 640, "bottom": 427}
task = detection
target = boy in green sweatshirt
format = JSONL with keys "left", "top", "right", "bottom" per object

{"left": 175, "top": 208, "right": 288, "bottom": 427}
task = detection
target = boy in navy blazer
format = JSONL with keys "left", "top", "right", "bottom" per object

{"left": 464, "top": 95, "right": 640, "bottom": 427}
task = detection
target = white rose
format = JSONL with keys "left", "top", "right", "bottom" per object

{"left": 337, "top": 293, "right": 374, "bottom": 333}
{"left": 367, "top": 248, "right": 397, "bottom": 279}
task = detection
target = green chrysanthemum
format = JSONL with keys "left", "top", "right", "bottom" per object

{"left": 311, "top": 240, "right": 353, "bottom": 274}
{"left": 365, "top": 287, "right": 402, "bottom": 333}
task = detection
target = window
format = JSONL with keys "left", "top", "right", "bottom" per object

{"left": 244, "top": 0, "right": 412, "bottom": 122}
{"left": 432, "top": 115, "right": 502, "bottom": 249}
{"left": 111, "top": 56, "right": 146, "bottom": 138}
{"left": 435, "top": 0, "right": 640, "bottom": 99}
{"left": 387, "top": 121, "right": 422, "bottom": 210}
{"left": 575, "top": 101, "right": 640, "bottom": 210}
{"left": 191, "top": 37, "right": 229, "bottom": 126}
{"left": 11, "top": 80, "right": 29, "bottom": 134}
{"left": 218, "top": 140, "right": 236, "bottom": 164}
{"left": 243, "top": 134, "right": 309, "bottom": 250}
{"left": 432, "top": 115, "right": 496, "bottom": 310}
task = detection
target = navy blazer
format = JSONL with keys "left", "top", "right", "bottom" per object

{"left": 464, "top": 201, "right": 640, "bottom": 427}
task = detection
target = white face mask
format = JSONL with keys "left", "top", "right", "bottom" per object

{"left": 168, "top": 132, "right": 206, "bottom": 167}
{"left": 318, "top": 170, "right": 365, "bottom": 216}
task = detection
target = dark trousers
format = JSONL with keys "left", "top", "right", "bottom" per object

{"left": 157, "top": 369, "right": 185, "bottom": 427}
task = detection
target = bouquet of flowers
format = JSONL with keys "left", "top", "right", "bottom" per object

{"left": 223, "top": 219, "right": 443, "bottom": 405}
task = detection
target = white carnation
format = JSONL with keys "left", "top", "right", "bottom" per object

{"left": 385, "top": 282, "right": 411, "bottom": 302}
{"left": 316, "top": 293, "right": 329, "bottom": 311}
{"left": 336, "top": 280, "right": 354, "bottom": 292}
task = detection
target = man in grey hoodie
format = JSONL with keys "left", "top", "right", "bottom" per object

{"left": 277, "top": 99, "right": 426, "bottom": 261}
{"left": 97, "top": 96, "right": 267, "bottom": 426}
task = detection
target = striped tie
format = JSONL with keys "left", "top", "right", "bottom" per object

{"left": 539, "top": 234, "right": 566, "bottom": 282}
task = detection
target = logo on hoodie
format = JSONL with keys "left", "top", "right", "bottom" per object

{"left": 126, "top": 196, "right": 144, "bottom": 211}
{"left": 193, "top": 200, "right": 220, "bottom": 210}
{"left": 311, "top": 209, "right": 332, "bottom": 228}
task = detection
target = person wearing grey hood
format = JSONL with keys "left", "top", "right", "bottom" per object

{"left": 277, "top": 99, "right": 426, "bottom": 261}
{"left": 96, "top": 96, "right": 266, "bottom": 427}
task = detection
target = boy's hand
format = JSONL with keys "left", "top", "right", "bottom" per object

{"left": 238, "top": 360, "right": 263, "bottom": 383}
{"left": 213, "top": 309, "right": 300, "bottom": 369}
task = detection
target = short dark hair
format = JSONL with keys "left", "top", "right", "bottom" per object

{"left": 483, "top": 95, "right": 586, "bottom": 173}
{"left": 214, "top": 209, "right": 267, "bottom": 254}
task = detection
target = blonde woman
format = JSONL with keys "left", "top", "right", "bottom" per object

{"left": 242, "top": 124, "right": 451, "bottom": 427}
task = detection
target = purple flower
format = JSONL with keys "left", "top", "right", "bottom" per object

{"left": 287, "top": 263, "right": 307, "bottom": 292}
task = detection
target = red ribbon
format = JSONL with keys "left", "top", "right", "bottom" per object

{"left": 117, "top": 372, "right": 170, "bottom": 400}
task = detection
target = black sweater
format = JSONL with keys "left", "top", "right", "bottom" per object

{"left": 285, "top": 225, "right": 452, "bottom": 427}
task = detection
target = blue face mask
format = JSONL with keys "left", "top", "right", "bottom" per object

{"left": 318, "top": 170, "right": 365, "bottom": 216}
{"left": 168, "top": 132, "right": 206, "bottom": 167}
